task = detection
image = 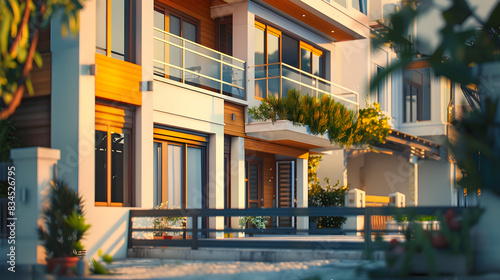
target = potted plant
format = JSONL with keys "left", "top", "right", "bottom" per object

{"left": 152, "top": 202, "right": 186, "bottom": 239}
{"left": 37, "top": 180, "right": 91, "bottom": 275}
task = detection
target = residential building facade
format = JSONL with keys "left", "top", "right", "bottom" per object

{"left": 7, "top": 0, "right": 468, "bottom": 263}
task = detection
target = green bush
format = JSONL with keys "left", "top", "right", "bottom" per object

{"left": 307, "top": 155, "right": 348, "bottom": 229}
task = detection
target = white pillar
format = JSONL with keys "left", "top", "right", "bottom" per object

{"left": 296, "top": 158, "right": 308, "bottom": 233}
{"left": 344, "top": 188, "right": 365, "bottom": 236}
{"left": 10, "top": 147, "right": 60, "bottom": 265}
{"left": 230, "top": 137, "right": 245, "bottom": 237}
{"left": 208, "top": 133, "right": 224, "bottom": 238}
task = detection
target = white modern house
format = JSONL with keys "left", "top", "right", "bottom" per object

{"left": 6, "top": 0, "right": 477, "bottom": 266}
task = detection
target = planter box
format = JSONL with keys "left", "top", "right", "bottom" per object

{"left": 387, "top": 251, "right": 468, "bottom": 276}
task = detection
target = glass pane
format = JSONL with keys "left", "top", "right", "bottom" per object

{"left": 267, "top": 33, "right": 279, "bottom": 64}
{"left": 313, "top": 53, "right": 323, "bottom": 77}
{"left": 169, "top": 15, "right": 181, "bottom": 36}
{"left": 95, "top": 130, "right": 108, "bottom": 203}
{"left": 183, "top": 21, "right": 197, "bottom": 42}
{"left": 111, "top": 0, "right": 125, "bottom": 60}
{"left": 301, "top": 48, "right": 311, "bottom": 73}
{"left": 268, "top": 78, "right": 280, "bottom": 98}
{"left": 96, "top": 0, "right": 107, "bottom": 53}
{"left": 153, "top": 142, "right": 162, "bottom": 207}
{"left": 282, "top": 34, "right": 299, "bottom": 68}
{"left": 404, "top": 68, "right": 431, "bottom": 121}
{"left": 219, "top": 22, "right": 232, "bottom": 56}
{"left": 167, "top": 144, "right": 184, "bottom": 208}
{"left": 186, "top": 147, "right": 203, "bottom": 209}
{"left": 111, "top": 130, "right": 130, "bottom": 203}
{"left": 255, "top": 79, "right": 266, "bottom": 100}
{"left": 154, "top": 11, "right": 166, "bottom": 77}
{"left": 254, "top": 27, "right": 265, "bottom": 65}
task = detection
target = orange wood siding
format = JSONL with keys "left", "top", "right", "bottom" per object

{"left": 245, "top": 138, "right": 309, "bottom": 159}
{"left": 9, "top": 96, "right": 50, "bottom": 147}
{"left": 27, "top": 52, "right": 51, "bottom": 98}
{"left": 224, "top": 102, "right": 245, "bottom": 137}
{"left": 259, "top": 0, "right": 356, "bottom": 42}
{"left": 156, "top": 0, "right": 216, "bottom": 49}
{"left": 245, "top": 150, "right": 275, "bottom": 210}
{"left": 95, "top": 53, "right": 142, "bottom": 106}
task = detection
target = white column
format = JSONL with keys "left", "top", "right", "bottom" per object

{"left": 208, "top": 133, "right": 224, "bottom": 238}
{"left": 296, "top": 158, "right": 308, "bottom": 233}
{"left": 10, "top": 147, "right": 60, "bottom": 265}
{"left": 344, "top": 188, "right": 365, "bottom": 236}
{"left": 230, "top": 137, "right": 245, "bottom": 237}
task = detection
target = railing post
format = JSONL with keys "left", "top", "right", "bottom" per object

{"left": 364, "top": 207, "right": 372, "bottom": 258}
{"left": 192, "top": 214, "right": 199, "bottom": 250}
{"left": 182, "top": 39, "right": 185, "bottom": 83}
{"left": 220, "top": 55, "right": 223, "bottom": 95}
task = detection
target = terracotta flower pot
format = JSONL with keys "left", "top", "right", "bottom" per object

{"left": 47, "top": 256, "right": 79, "bottom": 276}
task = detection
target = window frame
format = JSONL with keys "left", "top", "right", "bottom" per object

{"left": 153, "top": 127, "right": 208, "bottom": 210}
{"left": 154, "top": 3, "right": 201, "bottom": 43}
{"left": 96, "top": 0, "right": 135, "bottom": 62}
{"left": 95, "top": 102, "right": 135, "bottom": 207}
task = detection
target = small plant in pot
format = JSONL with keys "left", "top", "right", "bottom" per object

{"left": 37, "top": 180, "right": 91, "bottom": 276}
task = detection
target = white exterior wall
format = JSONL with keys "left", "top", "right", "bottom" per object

{"left": 348, "top": 152, "right": 418, "bottom": 206}
{"left": 50, "top": 0, "right": 156, "bottom": 261}
{"left": 316, "top": 150, "right": 347, "bottom": 187}
{"left": 417, "top": 159, "right": 455, "bottom": 206}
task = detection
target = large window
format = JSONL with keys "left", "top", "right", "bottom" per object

{"left": 96, "top": 0, "right": 135, "bottom": 62}
{"left": 254, "top": 21, "right": 325, "bottom": 100}
{"left": 403, "top": 68, "right": 431, "bottom": 122}
{"left": 95, "top": 103, "right": 135, "bottom": 206}
{"left": 153, "top": 127, "right": 206, "bottom": 209}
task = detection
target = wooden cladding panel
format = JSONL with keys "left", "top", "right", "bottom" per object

{"left": 9, "top": 96, "right": 50, "bottom": 147}
{"left": 224, "top": 102, "right": 245, "bottom": 137}
{"left": 404, "top": 60, "right": 431, "bottom": 70}
{"left": 38, "top": 27, "right": 51, "bottom": 53}
{"left": 95, "top": 53, "right": 142, "bottom": 106}
{"left": 245, "top": 151, "right": 275, "bottom": 210}
{"left": 27, "top": 52, "right": 51, "bottom": 98}
{"left": 156, "top": 0, "right": 216, "bottom": 49}
{"left": 245, "top": 138, "right": 309, "bottom": 159}
{"left": 260, "top": 0, "right": 355, "bottom": 42}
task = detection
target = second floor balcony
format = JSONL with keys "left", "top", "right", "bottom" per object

{"left": 153, "top": 28, "right": 246, "bottom": 100}
{"left": 252, "top": 62, "right": 359, "bottom": 112}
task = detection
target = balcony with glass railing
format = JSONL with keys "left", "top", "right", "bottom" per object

{"left": 253, "top": 62, "right": 359, "bottom": 112}
{"left": 153, "top": 28, "right": 246, "bottom": 100}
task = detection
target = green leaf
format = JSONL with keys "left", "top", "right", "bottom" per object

{"left": 33, "top": 51, "right": 43, "bottom": 68}
{"left": 0, "top": 8, "right": 12, "bottom": 53}
{"left": 25, "top": 77, "right": 33, "bottom": 95}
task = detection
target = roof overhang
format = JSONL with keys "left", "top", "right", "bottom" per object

{"left": 372, "top": 130, "right": 443, "bottom": 161}
{"left": 245, "top": 120, "right": 343, "bottom": 151}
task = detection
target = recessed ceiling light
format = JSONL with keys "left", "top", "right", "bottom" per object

{"left": 302, "top": 14, "right": 306, "bottom": 17}
{"left": 331, "top": 30, "right": 335, "bottom": 33}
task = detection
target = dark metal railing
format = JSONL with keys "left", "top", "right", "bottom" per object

{"left": 128, "top": 206, "right": 468, "bottom": 256}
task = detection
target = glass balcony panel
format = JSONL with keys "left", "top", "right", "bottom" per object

{"left": 185, "top": 41, "right": 220, "bottom": 60}
{"left": 223, "top": 84, "right": 245, "bottom": 100}
{"left": 153, "top": 29, "right": 246, "bottom": 99}
{"left": 255, "top": 65, "right": 266, "bottom": 79}
{"left": 185, "top": 50, "right": 221, "bottom": 81}
{"left": 268, "top": 77, "right": 280, "bottom": 98}
{"left": 282, "top": 78, "right": 300, "bottom": 99}
{"left": 255, "top": 80, "right": 266, "bottom": 99}
{"left": 268, "top": 64, "right": 280, "bottom": 77}
{"left": 222, "top": 56, "right": 244, "bottom": 69}
{"left": 318, "top": 79, "right": 331, "bottom": 93}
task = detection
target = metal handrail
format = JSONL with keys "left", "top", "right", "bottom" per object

{"left": 153, "top": 28, "right": 246, "bottom": 99}
{"left": 252, "top": 62, "right": 359, "bottom": 108}
{"left": 128, "top": 206, "right": 471, "bottom": 257}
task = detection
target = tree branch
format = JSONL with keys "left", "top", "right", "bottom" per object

{"left": 9, "top": 0, "right": 32, "bottom": 56}
{"left": 0, "top": 17, "right": 40, "bottom": 119}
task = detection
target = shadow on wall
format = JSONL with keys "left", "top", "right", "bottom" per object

{"left": 86, "top": 211, "right": 129, "bottom": 260}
